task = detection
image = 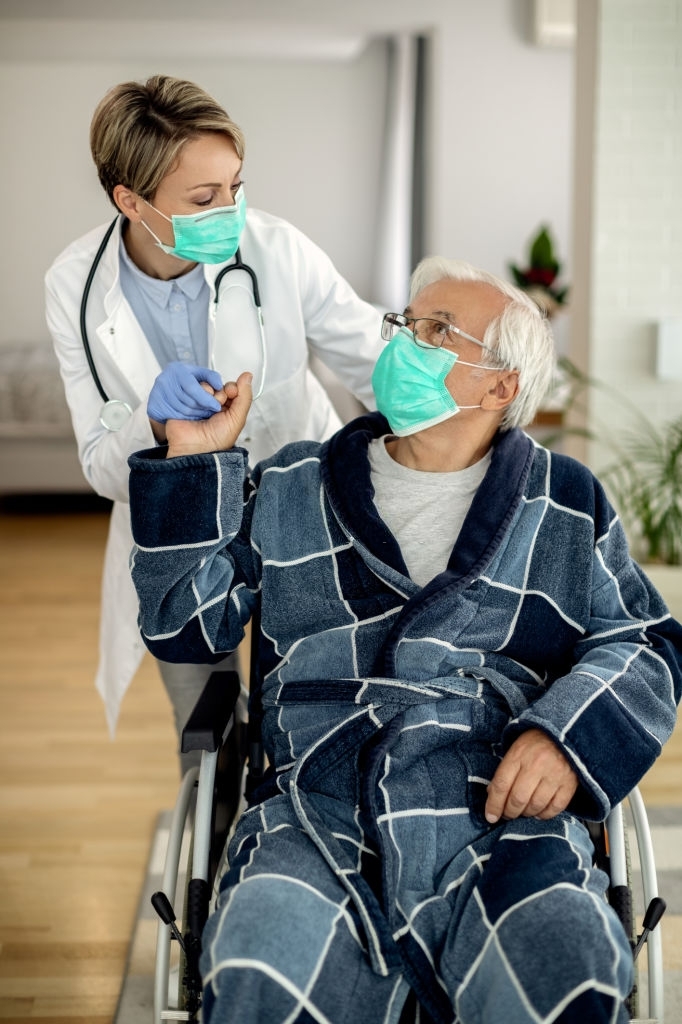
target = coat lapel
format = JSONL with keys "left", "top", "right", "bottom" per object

{"left": 321, "top": 413, "right": 536, "bottom": 587}
{"left": 93, "top": 218, "right": 163, "bottom": 404}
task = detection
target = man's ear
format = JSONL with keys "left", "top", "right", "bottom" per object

{"left": 481, "top": 370, "right": 519, "bottom": 411}
{"left": 112, "top": 184, "right": 145, "bottom": 222}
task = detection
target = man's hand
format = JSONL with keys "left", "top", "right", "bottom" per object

{"left": 485, "top": 728, "right": 578, "bottom": 824}
{"left": 165, "top": 371, "right": 253, "bottom": 458}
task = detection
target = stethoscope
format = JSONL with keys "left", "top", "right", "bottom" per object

{"left": 80, "top": 216, "right": 266, "bottom": 431}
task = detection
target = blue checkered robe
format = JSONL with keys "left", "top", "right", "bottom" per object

{"left": 129, "top": 413, "right": 682, "bottom": 1024}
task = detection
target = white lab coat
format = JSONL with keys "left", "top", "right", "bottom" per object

{"left": 45, "top": 209, "right": 384, "bottom": 732}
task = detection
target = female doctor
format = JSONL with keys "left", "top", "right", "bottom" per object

{"left": 45, "top": 75, "right": 384, "bottom": 764}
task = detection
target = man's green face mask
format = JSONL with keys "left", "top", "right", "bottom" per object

{"left": 372, "top": 326, "right": 468, "bottom": 436}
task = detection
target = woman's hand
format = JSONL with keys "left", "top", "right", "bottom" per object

{"left": 165, "top": 371, "right": 253, "bottom": 457}
{"left": 147, "top": 362, "right": 227, "bottom": 444}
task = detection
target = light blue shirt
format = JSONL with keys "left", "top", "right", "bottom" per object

{"left": 118, "top": 232, "right": 210, "bottom": 367}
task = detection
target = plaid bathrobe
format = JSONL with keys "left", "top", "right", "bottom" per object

{"left": 129, "top": 413, "right": 682, "bottom": 1024}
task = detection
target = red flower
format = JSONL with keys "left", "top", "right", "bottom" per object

{"left": 524, "top": 266, "right": 557, "bottom": 288}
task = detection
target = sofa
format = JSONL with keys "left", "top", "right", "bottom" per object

{"left": 0, "top": 342, "right": 91, "bottom": 495}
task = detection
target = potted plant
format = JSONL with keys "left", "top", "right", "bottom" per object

{"left": 602, "top": 415, "right": 682, "bottom": 568}
{"left": 509, "top": 225, "right": 569, "bottom": 319}
{"left": 601, "top": 413, "right": 682, "bottom": 620}
{"left": 539, "top": 360, "right": 682, "bottom": 614}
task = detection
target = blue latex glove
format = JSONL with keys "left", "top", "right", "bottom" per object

{"left": 147, "top": 362, "right": 224, "bottom": 423}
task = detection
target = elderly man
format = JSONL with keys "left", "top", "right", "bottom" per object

{"left": 128, "top": 257, "right": 682, "bottom": 1023}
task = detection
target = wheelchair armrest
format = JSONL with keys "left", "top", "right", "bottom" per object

{"left": 181, "top": 670, "right": 241, "bottom": 754}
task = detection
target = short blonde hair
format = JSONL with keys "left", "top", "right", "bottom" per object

{"left": 90, "top": 74, "right": 246, "bottom": 205}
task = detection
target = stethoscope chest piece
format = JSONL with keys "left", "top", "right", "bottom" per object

{"left": 100, "top": 399, "right": 133, "bottom": 431}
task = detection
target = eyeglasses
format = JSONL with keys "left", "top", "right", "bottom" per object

{"left": 381, "top": 312, "right": 491, "bottom": 352}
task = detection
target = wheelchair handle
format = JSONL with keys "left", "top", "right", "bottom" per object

{"left": 151, "top": 889, "right": 187, "bottom": 953}
{"left": 633, "top": 895, "right": 667, "bottom": 962}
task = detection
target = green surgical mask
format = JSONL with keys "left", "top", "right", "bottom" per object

{"left": 142, "top": 185, "right": 247, "bottom": 264}
{"left": 372, "top": 326, "right": 483, "bottom": 436}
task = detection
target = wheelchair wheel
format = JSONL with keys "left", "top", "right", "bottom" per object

{"left": 153, "top": 768, "right": 201, "bottom": 1023}
{"left": 588, "top": 808, "right": 639, "bottom": 1020}
{"left": 609, "top": 817, "right": 639, "bottom": 1019}
{"left": 153, "top": 686, "right": 247, "bottom": 1023}
{"left": 625, "top": 788, "right": 667, "bottom": 1023}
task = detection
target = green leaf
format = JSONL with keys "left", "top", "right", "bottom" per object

{"left": 530, "top": 227, "right": 556, "bottom": 269}
{"left": 602, "top": 412, "right": 682, "bottom": 564}
{"left": 509, "top": 264, "right": 527, "bottom": 287}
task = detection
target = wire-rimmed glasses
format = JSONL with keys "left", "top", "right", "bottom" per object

{"left": 381, "top": 312, "right": 491, "bottom": 352}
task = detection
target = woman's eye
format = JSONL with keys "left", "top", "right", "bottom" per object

{"left": 231, "top": 181, "right": 243, "bottom": 194}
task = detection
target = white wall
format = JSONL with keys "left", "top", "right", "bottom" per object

{"left": 0, "top": 44, "right": 387, "bottom": 344}
{"left": 426, "top": 6, "right": 574, "bottom": 278}
{"left": 0, "top": 0, "right": 574, "bottom": 347}
{"left": 572, "top": 0, "right": 682, "bottom": 469}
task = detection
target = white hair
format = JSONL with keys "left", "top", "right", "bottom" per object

{"left": 409, "top": 256, "right": 556, "bottom": 431}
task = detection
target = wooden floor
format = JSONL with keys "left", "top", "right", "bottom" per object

{"left": 0, "top": 505, "right": 681, "bottom": 1024}
{"left": 0, "top": 507, "right": 178, "bottom": 1024}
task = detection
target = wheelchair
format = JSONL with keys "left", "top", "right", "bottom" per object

{"left": 150, "top": 665, "right": 668, "bottom": 1024}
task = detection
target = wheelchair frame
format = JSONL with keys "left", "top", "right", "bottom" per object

{"left": 151, "top": 670, "right": 246, "bottom": 1023}
{"left": 151, "top": 669, "right": 668, "bottom": 1024}
{"left": 608, "top": 789, "right": 667, "bottom": 1022}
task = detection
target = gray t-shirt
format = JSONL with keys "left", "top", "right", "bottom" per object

{"left": 368, "top": 437, "right": 491, "bottom": 587}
